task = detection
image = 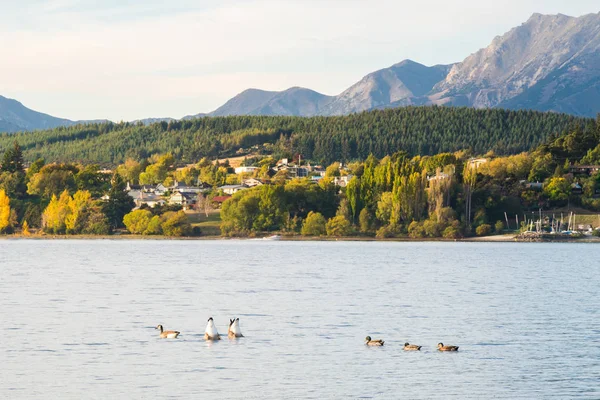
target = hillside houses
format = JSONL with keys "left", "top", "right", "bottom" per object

{"left": 219, "top": 184, "right": 248, "bottom": 195}
{"left": 126, "top": 180, "right": 210, "bottom": 208}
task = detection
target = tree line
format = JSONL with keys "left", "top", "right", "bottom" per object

{"left": 0, "top": 106, "right": 587, "bottom": 166}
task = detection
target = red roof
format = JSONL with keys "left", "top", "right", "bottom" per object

{"left": 212, "top": 195, "right": 232, "bottom": 203}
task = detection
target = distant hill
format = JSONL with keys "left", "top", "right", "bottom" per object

{"left": 0, "top": 95, "right": 107, "bottom": 133}
{"left": 0, "top": 107, "right": 587, "bottom": 165}
{"left": 0, "top": 95, "right": 74, "bottom": 132}
{"left": 209, "top": 87, "right": 335, "bottom": 117}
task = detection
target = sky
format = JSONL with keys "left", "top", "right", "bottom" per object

{"left": 0, "top": 0, "right": 598, "bottom": 121}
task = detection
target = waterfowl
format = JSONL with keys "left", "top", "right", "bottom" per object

{"left": 204, "top": 317, "right": 221, "bottom": 340}
{"left": 228, "top": 318, "right": 244, "bottom": 338}
{"left": 155, "top": 324, "right": 180, "bottom": 339}
{"left": 403, "top": 342, "right": 422, "bottom": 351}
{"left": 365, "top": 336, "right": 384, "bottom": 346}
{"left": 437, "top": 342, "right": 459, "bottom": 351}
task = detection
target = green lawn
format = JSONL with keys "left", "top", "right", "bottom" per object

{"left": 187, "top": 211, "right": 222, "bottom": 236}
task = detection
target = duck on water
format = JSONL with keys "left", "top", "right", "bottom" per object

{"left": 156, "top": 324, "right": 180, "bottom": 339}
{"left": 204, "top": 317, "right": 221, "bottom": 340}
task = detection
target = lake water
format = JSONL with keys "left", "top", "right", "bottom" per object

{"left": 1, "top": 240, "right": 599, "bottom": 399}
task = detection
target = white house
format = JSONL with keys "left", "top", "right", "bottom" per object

{"left": 134, "top": 192, "right": 166, "bottom": 208}
{"left": 168, "top": 192, "right": 196, "bottom": 208}
{"left": 219, "top": 184, "right": 248, "bottom": 195}
{"left": 333, "top": 175, "right": 354, "bottom": 187}
{"left": 234, "top": 166, "right": 259, "bottom": 174}
{"left": 243, "top": 178, "right": 264, "bottom": 187}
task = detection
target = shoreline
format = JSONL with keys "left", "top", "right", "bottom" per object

{"left": 2, "top": 233, "right": 599, "bottom": 243}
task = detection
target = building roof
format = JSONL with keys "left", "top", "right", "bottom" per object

{"left": 212, "top": 195, "right": 232, "bottom": 203}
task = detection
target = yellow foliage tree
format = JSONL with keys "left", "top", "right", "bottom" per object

{"left": 65, "top": 190, "right": 92, "bottom": 233}
{"left": 42, "top": 190, "right": 71, "bottom": 234}
{"left": 22, "top": 220, "right": 30, "bottom": 236}
{"left": 0, "top": 189, "right": 11, "bottom": 233}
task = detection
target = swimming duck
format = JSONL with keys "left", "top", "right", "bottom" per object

{"left": 155, "top": 324, "right": 180, "bottom": 339}
{"left": 365, "top": 336, "right": 384, "bottom": 346}
{"left": 228, "top": 318, "right": 244, "bottom": 338}
{"left": 204, "top": 317, "right": 221, "bottom": 340}
{"left": 403, "top": 342, "right": 422, "bottom": 351}
{"left": 437, "top": 342, "right": 459, "bottom": 351}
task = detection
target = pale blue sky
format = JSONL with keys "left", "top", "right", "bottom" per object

{"left": 1, "top": 0, "right": 598, "bottom": 121}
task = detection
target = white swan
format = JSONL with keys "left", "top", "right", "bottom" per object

{"left": 228, "top": 318, "right": 244, "bottom": 338}
{"left": 204, "top": 317, "right": 221, "bottom": 340}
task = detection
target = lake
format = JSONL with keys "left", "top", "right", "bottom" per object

{"left": 1, "top": 240, "right": 599, "bottom": 399}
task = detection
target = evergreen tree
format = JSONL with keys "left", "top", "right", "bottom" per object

{"left": 102, "top": 173, "right": 134, "bottom": 229}
{"left": 1, "top": 142, "right": 24, "bottom": 173}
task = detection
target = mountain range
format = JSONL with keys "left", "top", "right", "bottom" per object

{"left": 1, "top": 12, "right": 599, "bottom": 133}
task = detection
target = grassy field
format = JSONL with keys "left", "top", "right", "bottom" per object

{"left": 186, "top": 210, "right": 222, "bottom": 236}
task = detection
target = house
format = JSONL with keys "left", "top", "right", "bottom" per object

{"left": 468, "top": 158, "right": 488, "bottom": 169}
{"left": 169, "top": 180, "right": 206, "bottom": 194}
{"left": 310, "top": 165, "right": 326, "bottom": 177}
{"left": 134, "top": 192, "right": 166, "bottom": 208}
{"left": 155, "top": 183, "right": 168, "bottom": 195}
{"left": 234, "top": 166, "right": 259, "bottom": 174}
{"left": 243, "top": 178, "right": 264, "bottom": 187}
{"left": 126, "top": 182, "right": 157, "bottom": 193}
{"left": 168, "top": 192, "right": 196, "bottom": 209}
{"left": 277, "top": 165, "right": 309, "bottom": 178}
{"left": 521, "top": 181, "right": 543, "bottom": 191}
{"left": 568, "top": 165, "right": 600, "bottom": 175}
{"left": 333, "top": 175, "right": 354, "bottom": 187}
{"left": 219, "top": 184, "right": 248, "bottom": 195}
{"left": 211, "top": 195, "right": 232, "bottom": 206}
{"left": 427, "top": 173, "right": 451, "bottom": 182}
{"left": 571, "top": 183, "right": 583, "bottom": 195}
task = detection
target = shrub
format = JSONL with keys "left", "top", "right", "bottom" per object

{"left": 476, "top": 224, "right": 492, "bottom": 236}
{"left": 145, "top": 215, "right": 162, "bottom": 235}
{"left": 161, "top": 211, "right": 192, "bottom": 237}
{"left": 592, "top": 229, "right": 600, "bottom": 237}
{"left": 408, "top": 221, "right": 425, "bottom": 238}
{"left": 123, "top": 209, "right": 152, "bottom": 234}
{"left": 423, "top": 219, "right": 443, "bottom": 237}
{"left": 443, "top": 225, "right": 462, "bottom": 239}
{"left": 326, "top": 215, "right": 353, "bottom": 237}
{"left": 375, "top": 225, "right": 395, "bottom": 239}
{"left": 301, "top": 211, "right": 326, "bottom": 236}
{"left": 82, "top": 212, "right": 110, "bottom": 235}
{"left": 494, "top": 220, "right": 504, "bottom": 233}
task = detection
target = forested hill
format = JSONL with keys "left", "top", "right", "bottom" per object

{"left": 0, "top": 106, "right": 588, "bottom": 165}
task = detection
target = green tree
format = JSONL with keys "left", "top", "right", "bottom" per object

{"left": 103, "top": 173, "right": 135, "bottom": 229}
{"left": 326, "top": 215, "right": 352, "bottom": 237}
{"left": 543, "top": 177, "right": 570, "bottom": 203}
{"left": 161, "top": 211, "right": 192, "bottom": 236}
{"left": 27, "top": 164, "right": 78, "bottom": 199}
{"left": 301, "top": 211, "right": 326, "bottom": 236}
{"left": 145, "top": 215, "right": 163, "bottom": 235}
{"left": 1, "top": 142, "right": 24, "bottom": 173}
{"left": 358, "top": 208, "right": 372, "bottom": 233}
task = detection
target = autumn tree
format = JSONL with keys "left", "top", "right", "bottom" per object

{"left": 0, "top": 189, "right": 11, "bottom": 233}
